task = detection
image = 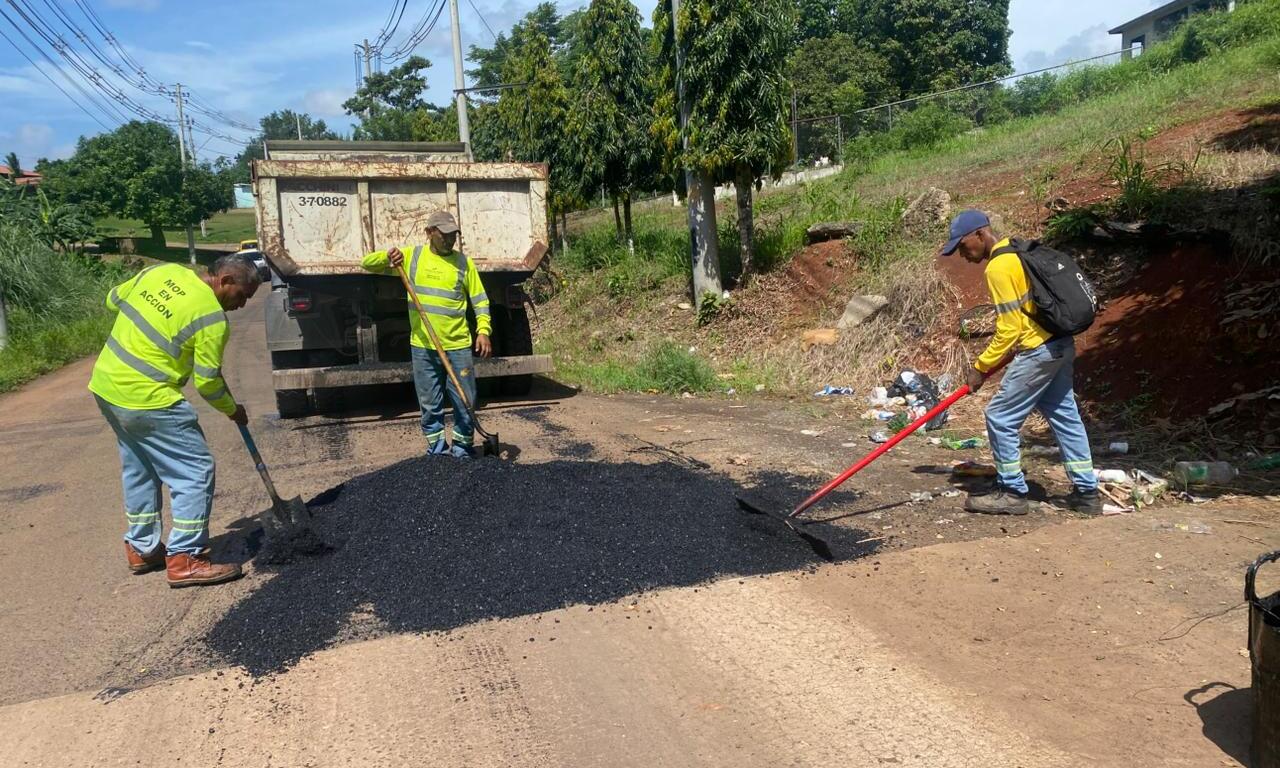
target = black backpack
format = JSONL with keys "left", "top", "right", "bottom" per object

{"left": 993, "top": 239, "right": 1098, "bottom": 337}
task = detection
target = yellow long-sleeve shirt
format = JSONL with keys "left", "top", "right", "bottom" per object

{"left": 975, "top": 239, "right": 1055, "bottom": 373}
{"left": 362, "top": 244, "right": 491, "bottom": 352}
{"left": 88, "top": 264, "right": 237, "bottom": 415}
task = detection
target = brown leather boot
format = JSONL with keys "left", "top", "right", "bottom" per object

{"left": 166, "top": 550, "right": 242, "bottom": 588}
{"left": 125, "top": 541, "right": 166, "bottom": 575}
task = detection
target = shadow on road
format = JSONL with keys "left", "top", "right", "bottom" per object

{"left": 1184, "top": 681, "right": 1252, "bottom": 766}
{"left": 204, "top": 457, "right": 878, "bottom": 675}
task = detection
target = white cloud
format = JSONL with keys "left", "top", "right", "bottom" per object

{"left": 1018, "top": 23, "right": 1119, "bottom": 73}
{"left": 184, "top": 41, "right": 214, "bottom": 51}
{"left": 0, "top": 122, "right": 71, "bottom": 168}
{"left": 302, "top": 88, "right": 350, "bottom": 118}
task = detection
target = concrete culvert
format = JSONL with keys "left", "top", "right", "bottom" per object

{"left": 205, "top": 456, "right": 875, "bottom": 675}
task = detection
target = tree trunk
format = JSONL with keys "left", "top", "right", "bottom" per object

{"left": 548, "top": 210, "right": 560, "bottom": 255}
{"left": 734, "top": 164, "right": 755, "bottom": 284}
{"left": 623, "top": 193, "right": 634, "bottom": 255}
{"left": 148, "top": 224, "right": 166, "bottom": 245}
{"left": 612, "top": 195, "right": 622, "bottom": 241}
{"left": 560, "top": 211, "right": 569, "bottom": 254}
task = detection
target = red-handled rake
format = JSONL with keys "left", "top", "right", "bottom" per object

{"left": 739, "top": 360, "right": 1009, "bottom": 560}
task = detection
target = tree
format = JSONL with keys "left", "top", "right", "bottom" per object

{"left": 41, "top": 121, "right": 231, "bottom": 243}
{"left": 677, "top": 0, "right": 795, "bottom": 281}
{"left": 343, "top": 56, "right": 456, "bottom": 142}
{"left": 842, "top": 0, "right": 1012, "bottom": 94}
{"left": 495, "top": 21, "right": 573, "bottom": 250}
{"left": 566, "top": 0, "right": 651, "bottom": 246}
{"left": 788, "top": 33, "right": 896, "bottom": 160}
{"left": 232, "top": 110, "right": 341, "bottom": 182}
{"left": 3, "top": 152, "right": 19, "bottom": 177}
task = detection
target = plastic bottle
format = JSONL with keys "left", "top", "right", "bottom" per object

{"left": 1173, "top": 461, "right": 1238, "bottom": 486}
{"left": 1097, "top": 469, "right": 1130, "bottom": 484}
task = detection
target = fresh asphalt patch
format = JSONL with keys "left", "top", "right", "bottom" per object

{"left": 205, "top": 455, "right": 874, "bottom": 675}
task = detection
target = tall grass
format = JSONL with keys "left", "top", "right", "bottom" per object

{"left": 0, "top": 197, "right": 133, "bottom": 393}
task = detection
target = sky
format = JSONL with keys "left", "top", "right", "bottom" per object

{"left": 0, "top": 0, "right": 1172, "bottom": 168}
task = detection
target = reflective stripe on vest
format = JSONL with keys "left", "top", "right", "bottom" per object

{"left": 105, "top": 336, "right": 172, "bottom": 383}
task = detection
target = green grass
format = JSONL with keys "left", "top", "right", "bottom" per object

{"left": 96, "top": 208, "right": 258, "bottom": 244}
{"left": 546, "top": 339, "right": 721, "bottom": 395}
{"left": 0, "top": 310, "right": 115, "bottom": 392}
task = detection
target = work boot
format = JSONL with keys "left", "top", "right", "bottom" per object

{"left": 125, "top": 541, "right": 166, "bottom": 575}
{"left": 166, "top": 550, "right": 242, "bottom": 588}
{"left": 964, "top": 486, "right": 1030, "bottom": 515}
{"left": 1065, "top": 487, "right": 1104, "bottom": 516}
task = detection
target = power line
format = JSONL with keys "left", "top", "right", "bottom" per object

{"left": 382, "top": 0, "right": 447, "bottom": 63}
{"left": 465, "top": 0, "right": 498, "bottom": 42}
{"left": 0, "top": 21, "right": 114, "bottom": 129}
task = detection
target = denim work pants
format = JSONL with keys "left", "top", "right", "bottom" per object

{"left": 411, "top": 345, "right": 477, "bottom": 457}
{"left": 94, "top": 396, "right": 216, "bottom": 556}
{"left": 984, "top": 337, "right": 1098, "bottom": 495}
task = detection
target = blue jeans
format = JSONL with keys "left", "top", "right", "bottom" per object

{"left": 411, "top": 345, "right": 476, "bottom": 457}
{"left": 94, "top": 396, "right": 215, "bottom": 556}
{"left": 985, "top": 337, "right": 1098, "bottom": 495}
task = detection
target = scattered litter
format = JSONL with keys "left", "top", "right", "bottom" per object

{"left": 1247, "top": 453, "right": 1280, "bottom": 471}
{"left": 941, "top": 436, "right": 985, "bottom": 450}
{"left": 887, "top": 369, "right": 949, "bottom": 430}
{"left": 814, "top": 385, "right": 856, "bottom": 397}
{"left": 952, "top": 461, "right": 997, "bottom": 478}
{"left": 909, "top": 492, "right": 933, "bottom": 503}
{"left": 800, "top": 429, "right": 823, "bottom": 436}
{"left": 870, "top": 431, "right": 890, "bottom": 444}
{"left": 1152, "top": 520, "right": 1213, "bottom": 535}
{"left": 841, "top": 442, "right": 859, "bottom": 448}
{"left": 940, "top": 490, "right": 962, "bottom": 498}
{"left": 1173, "top": 461, "right": 1238, "bottom": 486}
{"left": 1108, "top": 442, "right": 1130, "bottom": 455}
{"left": 857, "top": 536, "right": 886, "bottom": 544}
{"left": 860, "top": 409, "right": 897, "bottom": 421}
{"left": 725, "top": 388, "right": 736, "bottom": 396}
{"left": 1154, "top": 552, "right": 1163, "bottom": 559}
{"left": 934, "top": 518, "right": 954, "bottom": 525}
{"left": 801, "top": 328, "right": 839, "bottom": 349}
{"left": 1097, "top": 469, "right": 1131, "bottom": 484}
{"left": 1176, "top": 491, "right": 1211, "bottom": 504}
{"left": 928, "top": 437, "right": 943, "bottom": 446}
{"left": 677, "top": 302, "right": 692, "bottom": 310}
{"left": 754, "top": 384, "right": 766, "bottom": 393}
{"left": 681, "top": 392, "right": 694, "bottom": 399}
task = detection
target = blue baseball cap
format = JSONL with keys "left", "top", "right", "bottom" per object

{"left": 940, "top": 209, "right": 990, "bottom": 255}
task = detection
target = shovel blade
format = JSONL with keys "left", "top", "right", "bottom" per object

{"left": 735, "top": 495, "right": 834, "bottom": 562}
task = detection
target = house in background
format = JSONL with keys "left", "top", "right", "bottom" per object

{"left": 233, "top": 183, "right": 254, "bottom": 208}
{"left": 1110, "top": 0, "right": 1237, "bottom": 58}
{"left": 0, "top": 165, "right": 41, "bottom": 186}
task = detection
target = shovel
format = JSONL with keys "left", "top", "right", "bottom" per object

{"left": 237, "top": 423, "right": 314, "bottom": 541}
{"left": 739, "top": 359, "right": 1010, "bottom": 560}
{"left": 395, "top": 262, "right": 500, "bottom": 457}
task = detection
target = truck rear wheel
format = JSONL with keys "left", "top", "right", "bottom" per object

{"left": 495, "top": 304, "right": 534, "bottom": 397}
{"left": 275, "top": 389, "right": 311, "bottom": 419}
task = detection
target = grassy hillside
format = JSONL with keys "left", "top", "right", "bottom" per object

{"left": 540, "top": 3, "right": 1280, "bottom": 398}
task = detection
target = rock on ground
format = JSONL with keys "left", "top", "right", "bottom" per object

{"left": 901, "top": 187, "right": 952, "bottom": 234}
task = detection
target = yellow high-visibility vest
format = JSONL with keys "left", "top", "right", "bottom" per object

{"left": 88, "top": 264, "right": 237, "bottom": 415}
{"left": 362, "top": 244, "right": 491, "bottom": 351}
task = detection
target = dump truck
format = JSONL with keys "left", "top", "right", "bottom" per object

{"left": 252, "top": 140, "right": 552, "bottom": 417}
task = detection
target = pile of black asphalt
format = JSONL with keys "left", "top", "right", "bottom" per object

{"left": 205, "top": 453, "right": 873, "bottom": 675}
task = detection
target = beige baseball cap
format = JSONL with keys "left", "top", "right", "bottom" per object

{"left": 425, "top": 209, "right": 460, "bottom": 233}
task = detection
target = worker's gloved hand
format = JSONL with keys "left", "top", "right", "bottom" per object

{"left": 966, "top": 366, "right": 985, "bottom": 393}
{"left": 474, "top": 333, "right": 492, "bottom": 358}
{"left": 229, "top": 404, "right": 249, "bottom": 426}
{"left": 387, "top": 247, "right": 404, "bottom": 268}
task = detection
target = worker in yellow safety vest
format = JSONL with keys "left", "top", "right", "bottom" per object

{"left": 88, "top": 254, "right": 261, "bottom": 587}
{"left": 362, "top": 209, "right": 492, "bottom": 458}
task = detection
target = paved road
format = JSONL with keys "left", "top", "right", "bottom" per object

{"left": 0, "top": 291, "right": 1265, "bottom": 766}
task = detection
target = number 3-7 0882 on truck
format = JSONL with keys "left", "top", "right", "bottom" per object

{"left": 252, "top": 141, "right": 554, "bottom": 417}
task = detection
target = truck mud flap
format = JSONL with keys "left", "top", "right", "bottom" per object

{"left": 272, "top": 355, "right": 553, "bottom": 390}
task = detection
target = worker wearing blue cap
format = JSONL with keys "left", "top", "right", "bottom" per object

{"left": 941, "top": 210, "right": 1100, "bottom": 516}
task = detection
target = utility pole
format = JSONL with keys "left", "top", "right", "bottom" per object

{"left": 174, "top": 84, "right": 197, "bottom": 266}
{"left": 362, "top": 39, "right": 373, "bottom": 81}
{"left": 0, "top": 291, "right": 9, "bottom": 352}
{"left": 448, "top": 0, "right": 473, "bottom": 160}
{"left": 295, "top": 112, "right": 303, "bottom": 140}
{"left": 791, "top": 88, "right": 798, "bottom": 164}
{"left": 670, "top": 0, "right": 721, "bottom": 303}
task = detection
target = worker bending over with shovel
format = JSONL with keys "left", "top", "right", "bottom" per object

{"left": 940, "top": 210, "right": 1101, "bottom": 516}
{"left": 89, "top": 255, "right": 261, "bottom": 587}
{"left": 362, "top": 209, "right": 492, "bottom": 458}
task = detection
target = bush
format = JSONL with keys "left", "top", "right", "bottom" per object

{"left": 892, "top": 103, "right": 973, "bottom": 151}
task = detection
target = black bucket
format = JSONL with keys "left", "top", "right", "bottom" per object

{"left": 1248, "top": 551, "right": 1280, "bottom": 767}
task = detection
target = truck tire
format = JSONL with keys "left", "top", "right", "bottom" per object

{"left": 497, "top": 304, "right": 534, "bottom": 397}
{"left": 275, "top": 389, "right": 310, "bottom": 419}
